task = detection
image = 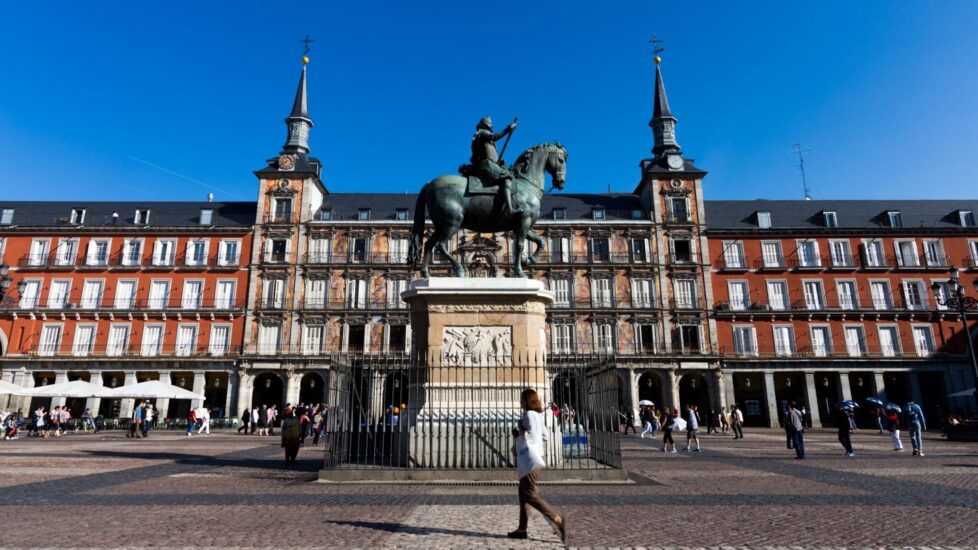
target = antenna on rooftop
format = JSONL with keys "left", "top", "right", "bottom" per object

{"left": 789, "top": 143, "right": 813, "bottom": 200}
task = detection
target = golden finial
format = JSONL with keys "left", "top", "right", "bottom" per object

{"left": 302, "top": 55, "right": 310, "bottom": 65}
{"left": 654, "top": 55, "right": 662, "bottom": 65}
{"left": 650, "top": 34, "right": 664, "bottom": 65}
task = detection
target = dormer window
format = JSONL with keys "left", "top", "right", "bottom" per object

{"left": 887, "top": 211, "right": 903, "bottom": 228}
{"left": 631, "top": 209, "right": 643, "bottom": 220}
{"left": 0, "top": 208, "right": 13, "bottom": 225}
{"left": 823, "top": 211, "right": 838, "bottom": 228}
{"left": 960, "top": 210, "right": 975, "bottom": 227}
{"left": 316, "top": 208, "right": 333, "bottom": 221}
{"left": 200, "top": 209, "right": 214, "bottom": 225}
{"left": 592, "top": 208, "right": 605, "bottom": 220}
{"left": 357, "top": 208, "right": 371, "bottom": 221}
{"left": 553, "top": 208, "right": 566, "bottom": 220}
{"left": 134, "top": 209, "right": 151, "bottom": 225}
{"left": 395, "top": 209, "right": 408, "bottom": 221}
{"left": 70, "top": 208, "right": 86, "bottom": 225}
{"left": 756, "top": 211, "right": 772, "bottom": 229}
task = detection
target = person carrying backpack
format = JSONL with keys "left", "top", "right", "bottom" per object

{"left": 904, "top": 399, "right": 927, "bottom": 456}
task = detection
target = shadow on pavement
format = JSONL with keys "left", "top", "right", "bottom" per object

{"left": 323, "top": 520, "right": 510, "bottom": 540}
{"left": 80, "top": 448, "right": 321, "bottom": 472}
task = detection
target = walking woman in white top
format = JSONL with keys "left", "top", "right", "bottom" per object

{"left": 508, "top": 388, "right": 567, "bottom": 543}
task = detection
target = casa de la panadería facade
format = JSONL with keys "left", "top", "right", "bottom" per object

{"left": 1, "top": 58, "right": 976, "bottom": 428}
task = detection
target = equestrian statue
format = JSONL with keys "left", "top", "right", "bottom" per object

{"left": 407, "top": 116, "right": 567, "bottom": 278}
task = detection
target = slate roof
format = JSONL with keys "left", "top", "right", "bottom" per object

{"left": 315, "top": 193, "right": 647, "bottom": 221}
{"left": 704, "top": 200, "right": 978, "bottom": 231}
{"left": 0, "top": 201, "right": 256, "bottom": 228}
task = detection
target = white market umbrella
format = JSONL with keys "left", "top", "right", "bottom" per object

{"left": 0, "top": 380, "right": 32, "bottom": 396}
{"left": 105, "top": 380, "right": 204, "bottom": 400}
{"left": 947, "top": 388, "right": 976, "bottom": 399}
{"left": 27, "top": 380, "right": 114, "bottom": 398}
{"left": 638, "top": 400, "right": 655, "bottom": 406}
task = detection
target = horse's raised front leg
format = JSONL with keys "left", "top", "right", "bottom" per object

{"left": 524, "top": 228, "right": 545, "bottom": 266}
{"left": 420, "top": 234, "right": 436, "bottom": 278}
{"left": 432, "top": 225, "right": 466, "bottom": 277}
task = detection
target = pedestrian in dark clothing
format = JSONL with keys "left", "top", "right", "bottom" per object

{"left": 281, "top": 409, "right": 301, "bottom": 464}
{"left": 835, "top": 404, "right": 854, "bottom": 457}
{"left": 785, "top": 402, "right": 805, "bottom": 459}
{"left": 238, "top": 408, "right": 250, "bottom": 434}
{"left": 706, "top": 408, "right": 718, "bottom": 434}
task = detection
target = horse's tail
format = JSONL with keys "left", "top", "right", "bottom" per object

{"left": 407, "top": 184, "right": 427, "bottom": 271}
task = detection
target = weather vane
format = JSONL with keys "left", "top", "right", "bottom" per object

{"left": 300, "top": 34, "right": 314, "bottom": 64}
{"left": 650, "top": 34, "right": 664, "bottom": 64}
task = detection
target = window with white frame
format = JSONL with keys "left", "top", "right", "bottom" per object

{"left": 591, "top": 277, "right": 613, "bottom": 307}
{"left": 894, "top": 240, "right": 919, "bottom": 267}
{"left": 350, "top": 237, "right": 367, "bottom": 263}
{"left": 631, "top": 237, "right": 651, "bottom": 263}
{"left": 302, "top": 278, "right": 326, "bottom": 309}
{"left": 727, "top": 281, "right": 749, "bottom": 310}
{"left": 732, "top": 326, "right": 757, "bottom": 357}
{"left": 912, "top": 326, "right": 935, "bottom": 357}
{"left": 85, "top": 239, "right": 110, "bottom": 266}
{"left": 106, "top": 324, "right": 130, "bottom": 356}
{"left": 186, "top": 239, "right": 208, "bottom": 266}
{"left": 199, "top": 209, "right": 214, "bottom": 225}
{"left": 674, "top": 279, "right": 696, "bottom": 309}
{"left": 810, "top": 326, "right": 831, "bottom": 357}
{"left": 134, "top": 209, "right": 150, "bottom": 225}
{"left": 217, "top": 240, "right": 240, "bottom": 266}
{"left": 209, "top": 325, "right": 231, "bottom": 356}
{"left": 387, "top": 278, "right": 408, "bottom": 308}
{"left": 668, "top": 197, "right": 690, "bottom": 223}
{"left": 761, "top": 241, "right": 783, "bottom": 267}
{"left": 970, "top": 241, "right": 978, "bottom": 268}
{"left": 214, "top": 280, "right": 236, "bottom": 309}
{"left": 19, "top": 280, "right": 40, "bottom": 309}
{"left": 932, "top": 281, "right": 951, "bottom": 311}
{"left": 887, "top": 211, "right": 903, "bottom": 228}
{"left": 38, "top": 324, "right": 63, "bottom": 356}
{"left": 823, "top": 211, "right": 838, "bottom": 228}
{"left": 878, "top": 325, "right": 900, "bottom": 357}
{"left": 395, "top": 208, "right": 409, "bottom": 221}
{"left": 844, "top": 325, "right": 866, "bottom": 357}
{"left": 55, "top": 238, "right": 79, "bottom": 266}
{"left": 766, "top": 280, "right": 788, "bottom": 310}
{"left": 550, "top": 235, "right": 570, "bottom": 262}
{"left": 797, "top": 240, "right": 821, "bottom": 267}
{"left": 870, "top": 281, "right": 893, "bottom": 310}
{"left": 47, "top": 280, "right": 71, "bottom": 309}
{"left": 550, "top": 278, "right": 570, "bottom": 307}
{"left": 923, "top": 240, "right": 946, "bottom": 267}
{"left": 303, "top": 325, "right": 325, "bottom": 355}
{"left": 756, "top": 211, "right": 772, "bottom": 228}
{"left": 773, "top": 325, "right": 795, "bottom": 356}
{"left": 722, "top": 241, "right": 745, "bottom": 269}
{"left": 836, "top": 280, "right": 858, "bottom": 309}
{"left": 29, "top": 238, "right": 50, "bottom": 266}
{"left": 632, "top": 279, "right": 655, "bottom": 308}
{"left": 0, "top": 237, "right": 5, "bottom": 261}
{"left": 829, "top": 240, "right": 853, "bottom": 267}
{"left": 308, "top": 236, "right": 332, "bottom": 263}
{"left": 175, "top": 324, "right": 198, "bottom": 356}
{"left": 147, "top": 280, "right": 170, "bottom": 309}
{"left": 181, "top": 280, "right": 203, "bottom": 309}
{"left": 79, "top": 279, "right": 104, "bottom": 309}
{"left": 902, "top": 280, "right": 928, "bottom": 310}
{"left": 594, "top": 323, "right": 614, "bottom": 353}
{"left": 678, "top": 324, "right": 701, "bottom": 353}
{"left": 257, "top": 324, "right": 281, "bottom": 354}
{"left": 152, "top": 239, "right": 176, "bottom": 266}
{"left": 389, "top": 237, "right": 409, "bottom": 263}
{"left": 71, "top": 325, "right": 96, "bottom": 357}
{"left": 140, "top": 325, "right": 164, "bottom": 357}
{"left": 803, "top": 280, "right": 825, "bottom": 310}
{"left": 346, "top": 278, "right": 368, "bottom": 309}
{"left": 0, "top": 208, "right": 14, "bottom": 225}
{"left": 636, "top": 323, "right": 657, "bottom": 353}
{"left": 114, "top": 280, "right": 136, "bottom": 309}
{"left": 552, "top": 324, "right": 573, "bottom": 354}
{"left": 862, "top": 239, "right": 885, "bottom": 267}
{"left": 590, "top": 238, "right": 610, "bottom": 262}
{"left": 670, "top": 236, "right": 693, "bottom": 263}
{"left": 960, "top": 210, "right": 976, "bottom": 227}
{"left": 357, "top": 208, "right": 370, "bottom": 221}
{"left": 69, "top": 208, "right": 86, "bottom": 225}
{"left": 120, "top": 238, "right": 142, "bottom": 266}
{"left": 262, "top": 278, "right": 286, "bottom": 308}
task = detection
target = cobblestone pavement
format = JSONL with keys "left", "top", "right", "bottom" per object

{"left": 1, "top": 428, "right": 976, "bottom": 548}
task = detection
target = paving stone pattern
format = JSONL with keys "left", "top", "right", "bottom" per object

{"left": 0, "top": 428, "right": 976, "bottom": 548}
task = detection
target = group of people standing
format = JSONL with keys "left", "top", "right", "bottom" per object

{"left": 635, "top": 403, "right": 745, "bottom": 449}
{"left": 240, "top": 403, "right": 329, "bottom": 445}
{"left": 830, "top": 399, "right": 928, "bottom": 459}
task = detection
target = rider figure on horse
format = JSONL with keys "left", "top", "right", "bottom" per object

{"left": 468, "top": 115, "right": 521, "bottom": 215}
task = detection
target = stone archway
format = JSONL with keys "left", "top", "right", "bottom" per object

{"left": 637, "top": 371, "right": 663, "bottom": 406}
{"left": 252, "top": 372, "right": 284, "bottom": 410}
{"left": 382, "top": 372, "right": 409, "bottom": 411}
{"left": 299, "top": 372, "right": 326, "bottom": 406}
{"left": 678, "top": 372, "right": 710, "bottom": 417}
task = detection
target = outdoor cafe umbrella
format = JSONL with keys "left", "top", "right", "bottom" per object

{"left": 864, "top": 396, "right": 885, "bottom": 407}
{"left": 0, "top": 380, "right": 31, "bottom": 396}
{"left": 105, "top": 380, "right": 204, "bottom": 400}
{"left": 26, "top": 380, "right": 114, "bottom": 398}
{"left": 638, "top": 400, "right": 655, "bottom": 406}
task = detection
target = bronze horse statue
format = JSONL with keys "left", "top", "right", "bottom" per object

{"left": 408, "top": 142, "right": 567, "bottom": 277}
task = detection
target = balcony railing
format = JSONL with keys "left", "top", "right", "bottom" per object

{"left": 719, "top": 346, "right": 936, "bottom": 360}
{"left": 788, "top": 258, "right": 824, "bottom": 270}
{"left": 753, "top": 258, "right": 786, "bottom": 271}
{"left": 713, "top": 298, "right": 937, "bottom": 314}
{"left": 15, "top": 253, "right": 237, "bottom": 270}
{"left": 28, "top": 344, "right": 243, "bottom": 359}
{"left": 714, "top": 257, "right": 749, "bottom": 271}
{"left": 4, "top": 298, "right": 246, "bottom": 312}
{"left": 297, "top": 299, "right": 408, "bottom": 311}
{"left": 263, "top": 212, "right": 293, "bottom": 224}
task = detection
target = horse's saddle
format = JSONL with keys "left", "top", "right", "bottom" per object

{"left": 458, "top": 164, "right": 501, "bottom": 195}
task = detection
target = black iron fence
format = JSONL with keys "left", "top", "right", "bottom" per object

{"left": 321, "top": 353, "right": 622, "bottom": 472}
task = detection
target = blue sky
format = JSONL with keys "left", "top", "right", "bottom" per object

{"left": 1, "top": 1, "right": 976, "bottom": 202}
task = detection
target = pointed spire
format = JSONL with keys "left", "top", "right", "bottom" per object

{"left": 649, "top": 58, "right": 680, "bottom": 157}
{"left": 283, "top": 58, "right": 313, "bottom": 154}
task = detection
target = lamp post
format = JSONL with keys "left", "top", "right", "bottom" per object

{"left": 931, "top": 267, "right": 978, "bottom": 410}
{"left": 0, "top": 263, "right": 27, "bottom": 307}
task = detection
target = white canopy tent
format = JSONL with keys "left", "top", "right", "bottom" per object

{"left": 26, "top": 380, "right": 115, "bottom": 398}
{"left": 0, "top": 380, "right": 32, "bottom": 396}
{"left": 105, "top": 380, "right": 205, "bottom": 400}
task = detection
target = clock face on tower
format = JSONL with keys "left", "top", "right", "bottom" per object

{"left": 278, "top": 154, "right": 295, "bottom": 170}
{"left": 667, "top": 154, "right": 684, "bottom": 170}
